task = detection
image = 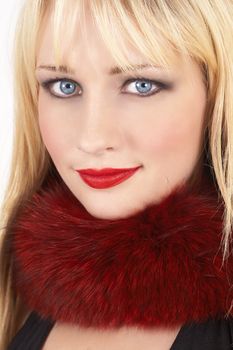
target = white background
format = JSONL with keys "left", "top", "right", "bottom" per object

{"left": 0, "top": 1, "right": 24, "bottom": 207}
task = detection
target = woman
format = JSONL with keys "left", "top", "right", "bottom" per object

{"left": 1, "top": 0, "right": 233, "bottom": 349}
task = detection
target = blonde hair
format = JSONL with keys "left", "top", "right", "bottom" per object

{"left": 1, "top": 0, "right": 233, "bottom": 348}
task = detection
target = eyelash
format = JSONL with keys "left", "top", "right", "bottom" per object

{"left": 40, "top": 77, "right": 170, "bottom": 99}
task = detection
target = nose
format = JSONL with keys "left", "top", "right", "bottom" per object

{"left": 76, "top": 100, "right": 119, "bottom": 156}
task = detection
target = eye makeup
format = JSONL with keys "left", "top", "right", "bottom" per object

{"left": 38, "top": 75, "right": 174, "bottom": 99}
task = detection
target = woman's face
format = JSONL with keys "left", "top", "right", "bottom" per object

{"left": 36, "top": 9, "right": 207, "bottom": 220}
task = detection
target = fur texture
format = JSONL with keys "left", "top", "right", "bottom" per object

{"left": 10, "top": 174, "right": 233, "bottom": 329}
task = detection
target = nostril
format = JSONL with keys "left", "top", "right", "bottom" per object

{"left": 77, "top": 142, "right": 114, "bottom": 155}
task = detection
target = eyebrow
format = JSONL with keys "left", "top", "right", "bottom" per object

{"left": 36, "top": 63, "right": 161, "bottom": 75}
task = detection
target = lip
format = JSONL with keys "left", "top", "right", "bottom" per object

{"left": 76, "top": 166, "right": 142, "bottom": 189}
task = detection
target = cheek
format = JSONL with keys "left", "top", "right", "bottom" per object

{"left": 129, "top": 93, "right": 206, "bottom": 163}
{"left": 37, "top": 95, "right": 69, "bottom": 161}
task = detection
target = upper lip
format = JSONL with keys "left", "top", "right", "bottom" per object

{"left": 76, "top": 166, "right": 142, "bottom": 176}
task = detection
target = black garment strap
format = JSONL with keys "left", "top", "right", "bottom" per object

{"left": 171, "top": 316, "right": 233, "bottom": 349}
{"left": 7, "top": 311, "right": 55, "bottom": 350}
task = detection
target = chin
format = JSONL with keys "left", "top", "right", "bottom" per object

{"left": 83, "top": 207, "right": 130, "bottom": 220}
{"left": 82, "top": 201, "right": 144, "bottom": 221}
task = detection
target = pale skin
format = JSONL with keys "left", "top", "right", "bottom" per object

{"left": 33, "top": 3, "right": 207, "bottom": 349}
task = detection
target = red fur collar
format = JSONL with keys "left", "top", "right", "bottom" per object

{"left": 10, "top": 173, "right": 233, "bottom": 328}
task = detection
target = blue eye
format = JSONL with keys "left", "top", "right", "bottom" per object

{"left": 60, "top": 81, "right": 77, "bottom": 95}
{"left": 122, "top": 78, "right": 167, "bottom": 97}
{"left": 41, "top": 78, "right": 81, "bottom": 98}
{"left": 134, "top": 80, "right": 153, "bottom": 94}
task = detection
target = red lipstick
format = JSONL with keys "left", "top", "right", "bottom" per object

{"left": 76, "top": 166, "right": 142, "bottom": 189}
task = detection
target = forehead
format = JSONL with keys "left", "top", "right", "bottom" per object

{"left": 36, "top": 1, "right": 193, "bottom": 78}
{"left": 37, "top": 5, "right": 156, "bottom": 70}
{"left": 37, "top": 10, "right": 118, "bottom": 64}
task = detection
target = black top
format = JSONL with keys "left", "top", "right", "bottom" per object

{"left": 7, "top": 311, "right": 233, "bottom": 349}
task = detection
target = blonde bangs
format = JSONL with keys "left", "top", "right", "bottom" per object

{"left": 49, "top": 0, "right": 193, "bottom": 75}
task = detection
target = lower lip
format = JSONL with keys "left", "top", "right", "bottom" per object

{"left": 76, "top": 167, "right": 142, "bottom": 189}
